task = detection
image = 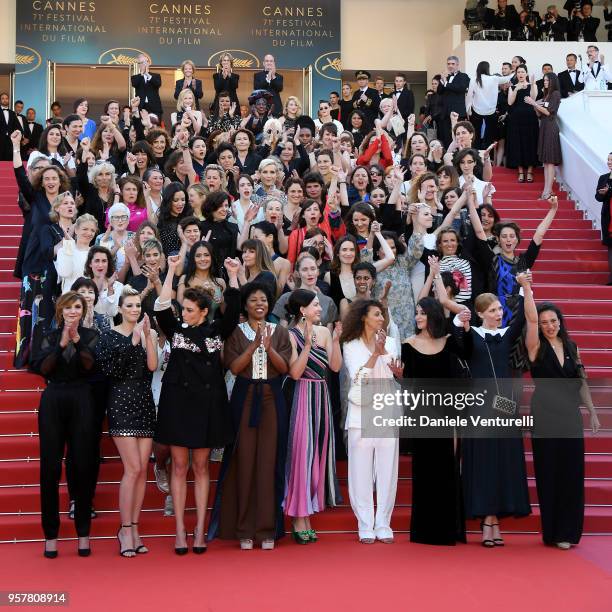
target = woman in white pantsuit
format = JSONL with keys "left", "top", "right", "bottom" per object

{"left": 341, "top": 299, "right": 402, "bottom": 544}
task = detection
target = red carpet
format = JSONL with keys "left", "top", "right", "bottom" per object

{"left": 0, "top": 534, "right": 610, "bottom": 611}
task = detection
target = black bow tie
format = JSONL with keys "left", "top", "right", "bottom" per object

{"left": 484, "top": 333, "right": 503, "bottom": 344}
{"left": 1, "top": 108, "right": 8, "bottom": 111}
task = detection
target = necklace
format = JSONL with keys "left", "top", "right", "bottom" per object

{"left": 239, "top": 321, "right": 277, "bottom": 379}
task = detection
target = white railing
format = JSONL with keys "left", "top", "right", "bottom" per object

{"left": 557, "top": 91, "right": 612, "bottom": 230}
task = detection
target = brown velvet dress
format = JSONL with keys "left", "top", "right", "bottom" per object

{"left": 210, "top": 323, "right": 292, "bottom": 543}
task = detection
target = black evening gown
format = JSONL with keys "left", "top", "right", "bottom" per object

{"left": 401, "top": 339, "right": 467, "bottom": 545}
{"left": 530, "top": 341, "right": 585, "bottom": 545}
{"left": 462, "top": 317, "right": 531, "bottom": 519}
{"left": 505, "top": 87, "right": 539, "bottom": 170}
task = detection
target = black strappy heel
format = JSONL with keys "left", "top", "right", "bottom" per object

{"left": 131, "top": 522, "right": 149, "bottom": 554}
{"left": 117, "top": 524, "right": 135, "bottom": 557}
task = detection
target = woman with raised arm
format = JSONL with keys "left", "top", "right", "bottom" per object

{"left": 458, "top": 273, "right": 532, "bottom": 548}
{"left": 283, "top": 290, "right": 343, "bottom": 544}
{"left": 341, "top": 300, "right": 403, "bottom": 543}
{"left": 402, "top": 298, "right": 470, "bottom": 545}
{"left": 523, "top": 278, "right": 599, "bottom": 550}
{"left": 209, "top": 282, "right": 292, "bottom": 550}
{"left": 154, "top": 254, "right": 240, "bottom": 554}
{"left": 95, "top": 287, "right": 158, "bottom": 557}
{"left": 31, "top": 292, "right": 99, "bottom": 559}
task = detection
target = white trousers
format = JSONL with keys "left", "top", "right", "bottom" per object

{"left": 347, "top": 428, "right": 399, "bottom": 540}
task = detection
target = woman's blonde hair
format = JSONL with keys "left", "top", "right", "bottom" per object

{"left": 475, "top": 292, "right": 499, "bottom": 314}
{"left": 216, "top": 52, "right": 234, "bottom": 71}
{"left": 258, "top": 158, "right": 278, "bottom": 174}
{"left": 49, "top": 191, "right": 76, "bottom": 223}
{"left": 204, "top": 164, "right": 228, "bottom": 191}
{"left": 88, "top": 161, "right": 117, "bottom": 192}
{"left": 176, "top": 88, "right": 196, "bottom": 112}
{"left": 284, "top": 95, "right": 303, "bottom": 117}
{"left": 118, "top": 284, "right": 141, "bottom": 307}
{"left": 181, "top": 59, "right": 196, "bottom": 75}
{"left": 75, "top": 213, "right": 98, "bottom": 232}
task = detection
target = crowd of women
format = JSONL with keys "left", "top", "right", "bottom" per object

{"left": 9, "top": 56, "right": 600, "bottom": 559}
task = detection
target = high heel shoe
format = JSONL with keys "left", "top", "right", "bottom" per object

{"left": 480, "top": 521, "right": 495, "bottom": 548}
{"left": 77, "top": 537, "right": 91, "bottom": 557}
{"left": 292, "top": 527, "right": 310, "bottom": 545}
{"left": 307, "top": 529, "right": 318, "bottom": 542}
{"left": 517, "top": 173, "right": 525, "bottom": 183}
{"left": 491, "top": 523, "right": 504, "bottom": 547}
{"left": 175, "top": 531, "right": 188, "bottom": 555}
{"left": 131, "top": 522, "right": 148, "bottom": 554}
{"left": 43, "top": 540, "right": 58, "bottom": 559}
{"left": 192, "top": 528, "right": 207, "bottom": 554}
{"left": 117, "top": 525, "right": 135, "bottom": 557}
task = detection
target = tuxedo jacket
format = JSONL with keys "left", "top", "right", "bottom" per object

{"left": 253, "top": 71, "right": 284, "bottom": 117}
{"left": 568, "top": 15, "right": 600, "bottom": 41}
{"left": 558, "top": 69, "right": 585, "bottom": 98}
{"left": 23, "top": 121, "right": 44, "bottom": 151}
{"left": 484, "top": 4, "right": 521, "bottom": 31}
{"left": 437, "top": 72, "right": 470, "bottom": 118}
{"left": 0, "top": 108, "right": 22, "bottom": 161}
{"left": 351, "top": 87, "right": 380, "bottom": 129}
{"left": 173, "top": 78, "right": 203, "bottom": 109}
{"left": 386, "top": 87, "right": 415, "bottom": 120}
{"left": 131, "top": 72, "right": 163, "bottom": 117}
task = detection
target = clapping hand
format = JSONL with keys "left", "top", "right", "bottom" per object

{"left": 374, "top": 329, "right": 387, "bottom": 355}
{"left": 370, "top": 220, "right": 382, "bottom": 235}
{"left": 428, "top": 255, "right": 440, "bottom": 276}
{"left": 457, "top": 308, "right": 471, "bottom": 331}
{"left": 388, "top": 357, "right": 404, "bottom": 378}
{"left": 224, "top": 257, "right": 240, "bottom": 277}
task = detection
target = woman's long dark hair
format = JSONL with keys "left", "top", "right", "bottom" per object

{"left": 454, "top": 148, "right": 484, "bottom": 178}
{"left": 476, "top": 61, "right": 490, "bottom": 88}
{"left": 543, "top": 72, "right": 560, "bottom": 99}
{"left": 183, "top": 240, "right": 223, "bottom": 291}
{"left": 38, "top": 125, "right": 67, "bottom": 156}
{"left": 535, "top": 302, "right": 578, "bottom": 364}
{"left": 330, "top": 235, "right": 360, "bottom": 274}
{"left": 415, "top": 297, "right": 447, "bottom": 339}
{"left": 340, "top": 299, "right": 383, "bottom": 344}
{"left": 158, "top": 182, "right": 192, "bottom": 224}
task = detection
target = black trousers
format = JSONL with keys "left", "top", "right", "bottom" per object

{"left": 470, "top": 111, "right": 498, "bottom": 150}
{"left": 66, "top": 381, "right": 107, "bottom": 503}
{"left": 38, "top": 382, "right": 97, "bottom": 540}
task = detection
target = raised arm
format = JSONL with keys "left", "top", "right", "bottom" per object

{"left": 532, "top": 195, "right": 558, "bottom": 246}
{"left": 523, "top": 275, "right": 540, "bottom": 363}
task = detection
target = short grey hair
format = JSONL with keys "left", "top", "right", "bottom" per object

{"left": 447, "top": 56, "right": 460, "bottom": 63}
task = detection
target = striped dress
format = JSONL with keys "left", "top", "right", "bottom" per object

{"left": 284, "top": 328, "right": 341, "bottom": 517}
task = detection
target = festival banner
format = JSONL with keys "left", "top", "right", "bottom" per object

{"left": 15, "top": 1, "right": 341, "bottom": 118}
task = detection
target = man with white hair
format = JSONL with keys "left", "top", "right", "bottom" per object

{"left": 579, "top": 45, "right": 612, "bottom": 90}
{"left": 130, "top": 54, "right": 163, "bottom": 120}
{"left": 436, "top": 56, "right": 471, "bottom": 148}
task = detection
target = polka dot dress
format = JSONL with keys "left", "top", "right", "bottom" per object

{"left": 95, "top": 329, "right": 156, "bottom": 437}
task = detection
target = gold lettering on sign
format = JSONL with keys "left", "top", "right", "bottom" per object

{"left": 262, "top": 6, "right": 324, "bottom": 17}
{"left": 149, "top": 3, "right": 211, "bottom": 14}
{"left": 32, "top": 1, "right": 96, "bottom": 10}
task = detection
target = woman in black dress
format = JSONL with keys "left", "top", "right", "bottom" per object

{"left": 523, "top": 281, "right": 599, "bottom": 549}
{"left": 31, "top": 292, "right": 99, "bottom": 558}
{"left": 595, "top": 153, "right": 612, "bottom": 284}
{"left": 505, "top": 65, "right": 539, "bottom": 183}
{"left": 95, "top": 287, "right": 158, "bottom": 557}
{"left": 157, "top": 182, "right": 193, "bottom": 256}
{"left": 212, "top": 53, "right": 240, "bottom": 111}
{"left": 154, "top": 254, "right": 241, "bottom": 554}
{"left": 174, "top": 60, "right": 203, "bottom": 110}
{"left": 460, "top": 274, "right": 532, "bottom": 547}
{"left": 200, "top": 190, "right": 239, "bottom": 278}
{"left": 402, "top": 298, "right": 470, "bottom": 545}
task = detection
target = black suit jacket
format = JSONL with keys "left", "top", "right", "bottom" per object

{"left": 595, "top": 173, "right": 612, "bottom": 246}
{"left": 131, "top": 72, "right": 163, "bottom": 117}
{"left": 0, "top": 108, "right": 22, "bottom": 161}
{"left": 558, "top": 69, "right": 585, "bottom": 98}
{"left": 213, "top": 72, "right": 240, "bottom": 109}
{"left": 23, "top": 121, "right": 44, "bottom": 152}
{"left": 253, "top": 71, "right": 284, "bottom": 117}
{"left": 173, "top": 78, "right": 203, "bottom": 109}
{"left": 437, "top": 72, "right": 470, "bottom": 118}
{"left": 568, "top": 15, "right": 600, "bottom": 41}
{"left": 484, "top": 5, "right": 521, "bottom": 31}
{"left": 387, "top": 87, "right": 415, "bottom": 120}
{"left": 351, "top": 87, "right": 380, "bottom": 129}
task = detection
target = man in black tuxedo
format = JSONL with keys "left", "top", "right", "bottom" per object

{"left": 568, "top": 3, "right": 600, "bottom": 41}
{"left": 517, "top": 10, "right": 540, "bottom": 39}
{"left": 436, "top": 57, "right": 470, "bottom": 148}
{"left": 22, "top": 107, "right": 43, "bottom": 155}
{"left": 130, "top": 54, "right": 163, "bottom": 120}
{"left": 540, "top": 4, "right": 568, "bottom": 40}
{"left": 536, "top": 63, "right": 554, "bottom": 98}
{"left": 563, "top": 0, "right": 592, "bottom": 18}
{"left": 0, "top": 92, "right": 22, "bottom": 161}
{"left": 253, "top": 54, "right": 283, "bottom": 117}
{"left": 388, "top": 74, "right": 415, "bottom": 124}
{"left": 558, "top": 53, "right": 586, "bottom": 97}
{"left": 350, "top": 71, "right": 380, "bottom": 131}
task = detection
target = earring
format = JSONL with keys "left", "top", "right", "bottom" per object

{"left": 301, "top": 316, "right": 306, "bottom": 323}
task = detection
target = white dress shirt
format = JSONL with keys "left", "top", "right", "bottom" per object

{"left": 466, "top": 74, "right": 514, "bottom": 116}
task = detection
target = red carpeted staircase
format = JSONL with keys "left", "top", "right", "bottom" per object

{"left": 0, "top": 164, "right": 610, "bottom": 543}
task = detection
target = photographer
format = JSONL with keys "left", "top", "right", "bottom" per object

{"left": 517, "top": 9, "right": 540, "bottom": 40}
{"left": 568, "top": 2, "right": 600, "bottom": 41}
{"left": 605, "top": 0, "right": 612, "bottom": 42}
{"left": 539, "top": 5, "right": 568, "bottom": 40}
